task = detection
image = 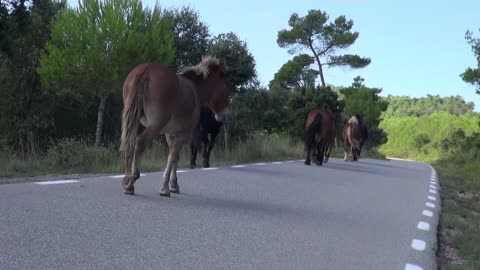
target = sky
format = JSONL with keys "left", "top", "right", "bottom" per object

{"left": 68, "top": 0, "right": 480, "bottom": 110}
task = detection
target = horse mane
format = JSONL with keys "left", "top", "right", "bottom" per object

{"left": 348, "top": 116, "right": 358, "bottom": 125}
{"left": 178, "top": 55, "right": 226, "bottom": 80}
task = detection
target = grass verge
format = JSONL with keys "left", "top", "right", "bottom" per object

{"left": 435, "top": 154, "right": 480, "bottom": 270}
{"left": 0, "top": 133, "right": 306, "bottom": 179}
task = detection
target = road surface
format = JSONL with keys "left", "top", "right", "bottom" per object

{"left": 0, "top": 158, "right": 440, "bottom": 270}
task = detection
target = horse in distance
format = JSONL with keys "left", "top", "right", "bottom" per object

{"left": 304, "top": 107, "right": 336, "bottom": 166}
{"left": 120, "top": 56, "right": 230, "bottom": 197}
{"left": 342, "top": 115, "right": 364, "bottom": 161}
{"left": 190, "top": 106, "right": 224, "bottom": 169}
{"left": 355, "top": 113, "right": 369, "bottom": 157}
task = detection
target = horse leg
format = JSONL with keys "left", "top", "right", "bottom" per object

{"left": 203, "top": 132, "right": 217, "bottom": 168}
{"left": 122, "top": 151, "right": 134, "bottom": 194}
{"left": 123, "top": 125, "right": 159, "bottom": 195}
{"left": 201, "top": 131, "right": 210, "bottom": 168}
{"left": 305, "top": 138, "right": 314, "bottom": 166}
{"left": 160, "top": 134, "right": 186, "bottom": 197}
{"left": 190, "top": 143, "right": 198, "bottom": 169}
{"left": 190, "top": 124, "right": 201, "bottom": 169}
{"left": 315, "top": 142, "right": 322, "bottom": 165}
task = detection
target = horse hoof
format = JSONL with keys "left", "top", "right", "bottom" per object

{"left": 203, "top": 162, "right": 210, "bottom": 168}
{"left": 160, "top": 188, "right": 171, "bottom": 197}
{"left": 190, "top": 163, "right": 196, "bottom": 169}
{"left": 124, "top": 188, "right": 135, "bottom": 195}
{"left": 304, "top": 160, "right": 311, "bottom": 166}
{"left": 170, "top": 187, "right": 180, "bottom": 194}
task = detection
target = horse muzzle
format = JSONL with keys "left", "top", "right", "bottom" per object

{"left": 214, "top": 109, "right": 232, "bottom": 122}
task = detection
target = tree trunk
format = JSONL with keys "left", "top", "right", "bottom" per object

{"left": 223, "top": 124, "right": 229, "bottom": 151}
{"left": 95, "top": 93, "right": 109, "bottom": 147}
{"left": 308, "top": 43, "right": 326, "bottom": 87}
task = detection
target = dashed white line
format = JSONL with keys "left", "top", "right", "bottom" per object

{"left": 422, "top": 210, "right": 433, "bottom": 217}
{"left": 35, "top": 180, "right": 79, "bottom": 185}
{"left": 177, "top": 170, "right": 188, "bottom": 173}
{"left": 405, "top": 263, "right": 423, "bottom": 270}
{"left": 428, "top": 196, "right": 436, "bottom": 201}
{"left": 231, "top": 164, "right": 246, "bottom": 168}
{"left": 202, "top": 167, "right": 218, "bottom": 170}
{"left": 109, "top": 174, "right": 146, "bottom": 179}
{"left": 429, "top": 189, "right": 437, "bottom": 194}
{"left": 272, "top": 161, "right": 283, "bottom": 164}
{"left": 426, "top": 202, "right": 435, "bottom": 208}
{"left": 417, "top": 221, "right": 430, "bottom": 231}
{"left": 429, "top": 185, "right": 437, "bottom": 189}
{"left": 411, "top": 239, "right": 426, "bottom": 251}
{"left": 286, "top": 160, "right": 296, "bottom": 163}
{"left": 253, "top": 163, "right": 266, "bottom": 166}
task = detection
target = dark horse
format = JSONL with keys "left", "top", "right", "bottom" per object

{"left": 356, "top": 113, "right": 369, "bottom": 156}
{"left": 304, "top": 107, "right": 336, "bottom": 166}
{"left": 120, "top": 56, "right": 230, "bottom": 196}
{"left": 189, "top": 106, "right": 224, "bottom": 169}
{"left": 342, "top": 114, "right": 366, "bottom": 161}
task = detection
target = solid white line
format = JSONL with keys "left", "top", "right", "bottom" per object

{"left": 272, "top": 161, "right": 283, "bottom": 164}
{"left": 426, "top": 202, "right": 435, "bottom": 208}
{"left": 429, "top": 189, "right": 437, "bottom": 194}
{"left": 411, "top": 239, "right": 426, "bottom": 251}
{"left": 417, "top": 221, "right": 430, "bottom": 231}
{"left": 428, "top": 196, "right": 436, "bottom": 201}
{"left": 253, "top": 163, "right": 266, "bottom": 166}
{"left": 177, "top": 170, "right": 188, "bottom": 173}
{"left": 405, "top": 263, "right": 423, "bottom": 270}
{"left": 422, "top": 210, "right": 433, "bottom": 217}
{"left": 35, "top": 180, "right": 79, "bottom": 185}
{"left": 231, "top": 165, "right": 246, "bottom": 168}
{"left": 202, "top": 167, "right": 218, "bottom": 170}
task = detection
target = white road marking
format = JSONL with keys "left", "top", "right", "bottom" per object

{"left": 286, "top": 160, "right": 296, "bottom": 163}
{"left": 426, "top": 202, "right": 435, "bottom": 208}
{"left": 202, "top": 167, "right": 218, "bottom": 170}
{"left": 35, "top": 180, "right": 79, "bottom": 185}
{"left": 430, "top": 185, "right": 437, "bottom": 189}
{"left": 272, "top": 161, "right": 283, "bottom": 164}
{"left": 411, "top": 239, "right": 426, "bottom": 251}
{"left": 417, "top": 221, "right": 430, "bottom": 231}
{"left": 253, "top": 163, "right": 266, "bottom": 166}
{"left": 177, "top": 170, "right": 188, "bottom": 173}
{"left": 109, "top": 174, "right": 146, "bottom": 179}
{"left": 428, "top": 196, "right": 436, "bottom": 201}
{"left": 231, "top": 164, "right": 246, "bottom": 168}
{"left": 405, "top": 263, "right": 423, "bottom": 270}
{"left": 422, "top": 210, "right": 433, "bottom": 217}
{"left": 429, "top": 189, "right": 437, "bottom": 194}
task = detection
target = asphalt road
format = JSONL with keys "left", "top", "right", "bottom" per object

{"left": 0, "top": 158, "right": 440, "bottom": 270}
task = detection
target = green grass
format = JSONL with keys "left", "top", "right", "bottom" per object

{"left": 0, "top": 133, "right": 386, "bottom": 179}
{"left": 435, "top": 153, "right": 480, "bottom": 269}
{"left": 0, "top": 133, "right": 306, "bottom": 178}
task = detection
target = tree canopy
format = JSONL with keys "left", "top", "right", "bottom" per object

{"left": 38, "top": 0, "right": 175, "bottom": 146}
{"left": 461, "top": 29, "right": 480, "bottom": 94}
{"left": 276, "top": 9, "right": 370, "bottom": 87}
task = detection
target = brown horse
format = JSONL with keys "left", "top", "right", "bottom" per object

{"left": 342, "top": 115, "right": 362, "bottom": 161}
{"left": 304, "top": 107, "right": 336, "bottom": 166}
{"left": 120, "top": 56, "right": 230, "bottom": 196}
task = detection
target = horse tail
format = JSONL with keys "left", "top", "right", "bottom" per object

{"left": 347, "top": 124, "right": 361, "bottom": 152}
{"left": 120, "top": 71, "right": 149, "bottom": 154}
{"left": 305, "top": 113, "right": 322, "bottom": 149}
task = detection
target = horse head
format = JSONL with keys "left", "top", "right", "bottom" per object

{"left": 179, "top": 55, "right": 230, "bottom": 122}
